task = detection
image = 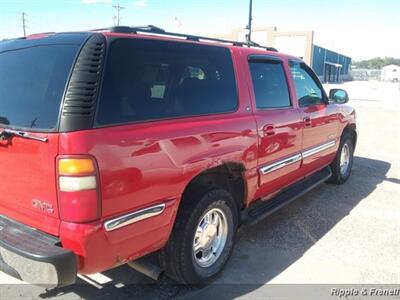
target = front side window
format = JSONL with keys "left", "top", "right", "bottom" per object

{"left": 249, "top": 60, "right": 291, "bottom": 109}
{"left": 96, "top": 38, "right": 237, "bottom": 125}
{"left": 289, "top": 62, "right": 324, "bottom": 106}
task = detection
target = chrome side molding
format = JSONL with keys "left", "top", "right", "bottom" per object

{"left": 302, "top": 140, "right": 336, "bottom": 159}
{"left": 260, "top": 153, "right": 302, "bottom": 175}
{"left": 104, "top": 203, "right": 166, "bottom": 232}
{"left": 259, "top": 140, "right": 336, "bottom": 175}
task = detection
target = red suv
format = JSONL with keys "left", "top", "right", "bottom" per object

{"left": 0, "top": 26, "right": 356, "bottom": 286}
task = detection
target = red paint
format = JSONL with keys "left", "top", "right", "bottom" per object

{"left": 0, "top": 133, "right": 60, "bottom": 236}
{"left": 0, "top": 30, "right": 356, "bottom": 275}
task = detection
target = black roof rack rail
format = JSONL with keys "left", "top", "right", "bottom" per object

{"left": 107, "top": 25, "right": 278, "bottom": 52}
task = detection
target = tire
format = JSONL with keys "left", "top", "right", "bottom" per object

{"left": 328, "top": 132, "right": 354, "bottom": 184}
{"left": 159, "top": 185, "right": 238, "bottom": 284}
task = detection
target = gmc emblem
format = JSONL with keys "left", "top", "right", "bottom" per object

{"left": 32, "top": 199, "right": 54, "bottom": 214}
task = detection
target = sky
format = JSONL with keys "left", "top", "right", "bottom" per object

{"left": 0, "top": 0, "right": 399, "bottom": 61}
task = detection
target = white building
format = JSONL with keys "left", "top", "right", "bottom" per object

{"left": 381, "top": 64, "right": 400, "bottom": 82}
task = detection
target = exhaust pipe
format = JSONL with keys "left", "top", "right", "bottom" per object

{"left": 128, "top": 256, "right": 163, "bottom": 281}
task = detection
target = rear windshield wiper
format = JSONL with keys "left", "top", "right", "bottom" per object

{"left": 0, "top": 128, "right": 48, "bottom": 143}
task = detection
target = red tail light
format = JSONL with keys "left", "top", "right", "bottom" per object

{"left": 57, "top": 156, "right": 101, "bottom": 223}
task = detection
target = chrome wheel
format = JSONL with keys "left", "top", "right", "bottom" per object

{"left": 193, "top": 208, "right": 228, "bottom": 268}
{"left": 340, "top": 143, "right": 350, "bottom": 175}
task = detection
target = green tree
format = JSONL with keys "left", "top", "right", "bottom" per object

{"left": 354, "top": 57, "right": 400, "bottom": 69}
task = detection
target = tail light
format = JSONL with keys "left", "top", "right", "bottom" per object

{"left": 57, "top": 156, "right": 101, "bottom": 223}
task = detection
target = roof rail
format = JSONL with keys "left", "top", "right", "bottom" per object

{"left": 106, "top": 25, "right": 278, "bottom": 52}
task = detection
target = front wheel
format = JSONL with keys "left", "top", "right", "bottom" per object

{"left": 159, "top": 186, "right": 238, "bottom": 284}
{"left": 328, "top": 132, "right": 354, "bottom": 184}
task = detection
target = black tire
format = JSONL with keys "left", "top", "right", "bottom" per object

{"left": 328, "top": 132, "right": 354, "bottom": 184}
{"left": 159, "top": 185, "right": 238, "bottom": 284}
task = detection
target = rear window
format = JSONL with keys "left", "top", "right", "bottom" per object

{"left": 96, "top": 38, "right": 237, "bottom": 126}
{"left": 0, "top": 44, "right": 79, "bottom": 131}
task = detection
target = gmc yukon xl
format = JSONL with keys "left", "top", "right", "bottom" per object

{"left": 0, "top": 26, "right": 356, "bottom": 286}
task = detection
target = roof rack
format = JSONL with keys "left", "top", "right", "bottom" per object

{"left": 106, "top": 25, "right": 278, "bottom": 52}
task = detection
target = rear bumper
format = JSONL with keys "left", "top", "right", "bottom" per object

{"left": 0, "top": 215, "right": 77, "bottom": 287}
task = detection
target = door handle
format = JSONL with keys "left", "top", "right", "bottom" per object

{"left": 303, "top": 117, "right": 312, "bottom": 127}
{"left": 263, "top": 124, "right": 275, "bottom": 136}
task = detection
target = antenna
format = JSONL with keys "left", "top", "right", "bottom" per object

{"left": 246, "top": 0, "right": 253, "bottom": 44}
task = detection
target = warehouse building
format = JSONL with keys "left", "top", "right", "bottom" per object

{"left": 312, "top": 45, "right": 352, "bottom": 82}
{"left": 214, "top": 27, "right": 352, "bottom": 82}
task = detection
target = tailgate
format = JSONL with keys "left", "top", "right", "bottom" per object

{"left": 0, "top": 134, "right": 60, "bottom": 235}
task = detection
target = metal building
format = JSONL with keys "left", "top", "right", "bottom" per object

{"left": 213, "top": 27, "right": 352, "bottom": 82}
{"left": 312, "top": 45, "right": 352, "bottom": 82}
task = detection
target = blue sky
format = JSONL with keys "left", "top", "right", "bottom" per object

{"left": 1, "top": 0, "right": 399, "bottom": 60}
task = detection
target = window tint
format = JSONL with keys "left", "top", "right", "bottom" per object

{"left": 249, "top": 61, "right": 291, "bottom": 109}
{"left": 289, "top": 62, "right": 324, "bottom": 106}
{"left": 96, "top": 39, "right": 237, "bottom": 125}
{"left": 0, "top": 44, "right": 79, "bottom": 130}
{"left": 144, "top": 64, "right": 170, "bottom": 99}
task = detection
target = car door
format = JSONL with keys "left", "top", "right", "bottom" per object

{"left": 248, "top": 55, "right": 303, "bottom": 198}
{"left": 289, "top": 61, "right": 340, "bottom": 176}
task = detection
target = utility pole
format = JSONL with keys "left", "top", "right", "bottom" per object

{"left": 22, "top": 12, "right": 26, "bottom": 37}
{"left": 112, "top": 3, "right": 125, "bottom": 26}
{"left": 246, "top": 0, "right": 253, "bottom": 44}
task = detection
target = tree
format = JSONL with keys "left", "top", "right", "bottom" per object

{"left": 353, "top": 57, "right": 400, "bottom": 69}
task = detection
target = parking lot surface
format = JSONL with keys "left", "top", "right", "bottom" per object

{"left": 1, "top": 81, "right": 399, "bottom": 299}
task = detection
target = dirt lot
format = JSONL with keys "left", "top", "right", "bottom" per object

{"left": 1, "top": 81, "right": 399, "bottom": 299}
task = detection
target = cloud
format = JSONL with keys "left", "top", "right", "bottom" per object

{"left": 81, "top": 0, "right": 112, "bottom": 4}
{"left": 133, "top": 0, "right": 148, "bottom": 7}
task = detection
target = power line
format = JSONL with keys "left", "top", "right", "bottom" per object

{"left": 22, "top": 12, "right": 27, "bottom": 37}
{"left": 112, "top": 3, "right": 125, "bottom": 26}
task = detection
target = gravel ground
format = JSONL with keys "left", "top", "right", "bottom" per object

{"left": 1, "top": 81, "right": 399, "bottom": 299}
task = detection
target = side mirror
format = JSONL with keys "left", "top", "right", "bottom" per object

{"left": 329, "top": 89, "right": 349, "bottom": 104}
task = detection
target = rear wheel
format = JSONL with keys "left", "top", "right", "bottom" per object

{"left": 328, "top": 132, "right": 354, "bottom": 184}
{"left": 159, "top": 186, "right": 238, "bottom": 284}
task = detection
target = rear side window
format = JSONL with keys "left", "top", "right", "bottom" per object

{"left": 249, "top": 61, "right": 291, "bottom": 109}
{"left": 0, "top": 44, "right": 79, "bottom": 131}
{"left": 96, "top": 38, "right": 237, "bottom": 126}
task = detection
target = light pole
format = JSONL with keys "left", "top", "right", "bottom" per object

{"left": 22, "top": 12, "right": 26, "bottom": 37}
{"left": 246, "top": 0, "right": 253, "bottom": 44}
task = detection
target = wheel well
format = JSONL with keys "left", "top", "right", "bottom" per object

{"left": 342, "top": 124, "right": 357, "bottom": 149}
{"left": 182, "top": 163, "right": 246, "bottom": 210}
